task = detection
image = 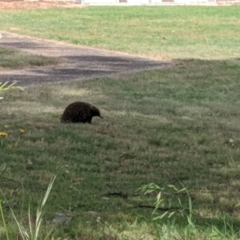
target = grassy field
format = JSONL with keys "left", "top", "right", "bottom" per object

{"left": 0, "top": 6, "right": 239, "bottom": 59}
{"left": 0, "top": 6, "right": 240, "bottom": 240}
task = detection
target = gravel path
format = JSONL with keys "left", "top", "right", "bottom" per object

{"left": 0, "top": 31, "right": 169, "bottom": 86}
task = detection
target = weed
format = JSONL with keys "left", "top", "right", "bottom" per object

{"left": 138, "top": 183, "right": 192, "bottom": 222}
{"left": 0, "top": 81, "right": 23, "bottom": 99}
{"left": 11, "top": 176, "right": 56, "bottom": 240}
{"left": 0, "top": 128, "right": 26, "bottom": 149}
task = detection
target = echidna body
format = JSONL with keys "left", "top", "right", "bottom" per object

{"left": 61, "top": 102, "right": 102, "bottom": 124}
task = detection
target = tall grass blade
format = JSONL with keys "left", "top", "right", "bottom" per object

{"left": 0, "top": 82, "right": 24, "bottom": 92}
{"left": 0, "top": 198, "right": 10, "bottom": 240}
{"left": 35, "top": 175, "right": 56, "bottom": 240}
{"left": 28, "top": 205, "right": 33, "bottom": 239}
{"left": 10, "top": 175, "right": 56, "bottom": 240}
{"left": 11, "top": 210, "right": 30, "bottom": 240}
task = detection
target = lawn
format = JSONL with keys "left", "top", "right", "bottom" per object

{"left": 0, "top": 6, "right": 240, "bottom": 240}
{"left": 0, "top": 47, "right": 59, "bottom": 69}
{"left": 0, "top": 6, "right": 239, "bottom": 59}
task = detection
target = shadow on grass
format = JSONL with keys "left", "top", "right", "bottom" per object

{"left": 0, "top": 55, "right": 168, "bottom": 86}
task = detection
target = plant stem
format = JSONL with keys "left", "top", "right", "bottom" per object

{"left": 0, "top": 198, "right": 10, "bottom": 240}
{"left": 14, "top": 136, "right": 20, "bottom": 148}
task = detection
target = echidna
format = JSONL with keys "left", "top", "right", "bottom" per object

{"left": 61, "top": 102, "right": 103, "bottom": 124}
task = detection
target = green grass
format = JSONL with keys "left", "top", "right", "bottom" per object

{"left": 0, "top": 5, "right": 240, "bottom": 240}
{"left": 0, "top": 6, "right": 239, "bottom": 59}
{"left": 1, "top": 57, "right": 240, "bottom": 239}
{"left": 0, "top": 47, "right": 59, "bottom": 69}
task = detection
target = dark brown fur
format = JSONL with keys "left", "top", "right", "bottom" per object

{"left": 61, "top": 102, "right": 102, "bottom": 124}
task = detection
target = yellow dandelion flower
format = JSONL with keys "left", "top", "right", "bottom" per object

{"left": 0, "top": 132, "right": 8, "bottom": 138}
{"left": 20, "top": 129, "right": 25, "bottom": 135}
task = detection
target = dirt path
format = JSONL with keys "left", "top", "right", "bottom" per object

{"left": 0, "top": 31, "right": 169, "bottom": 86}
{"left": 0, "top": 1, "right": 82, "bottom": 10}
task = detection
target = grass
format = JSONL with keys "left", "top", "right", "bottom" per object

{"left": 10, "top": 176, "right": 56, "bottom": 240}
{"left": 0, "top": 5, "right": 240, "bottom": 240}
{"left": 0, "top": 6, "right": 239, "bottom": 59}
{"left": 1, "top": 57, "right": 240, "bottom": 239}
{"left": 0, "top": 47, "right": 59, "bottom": 69}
